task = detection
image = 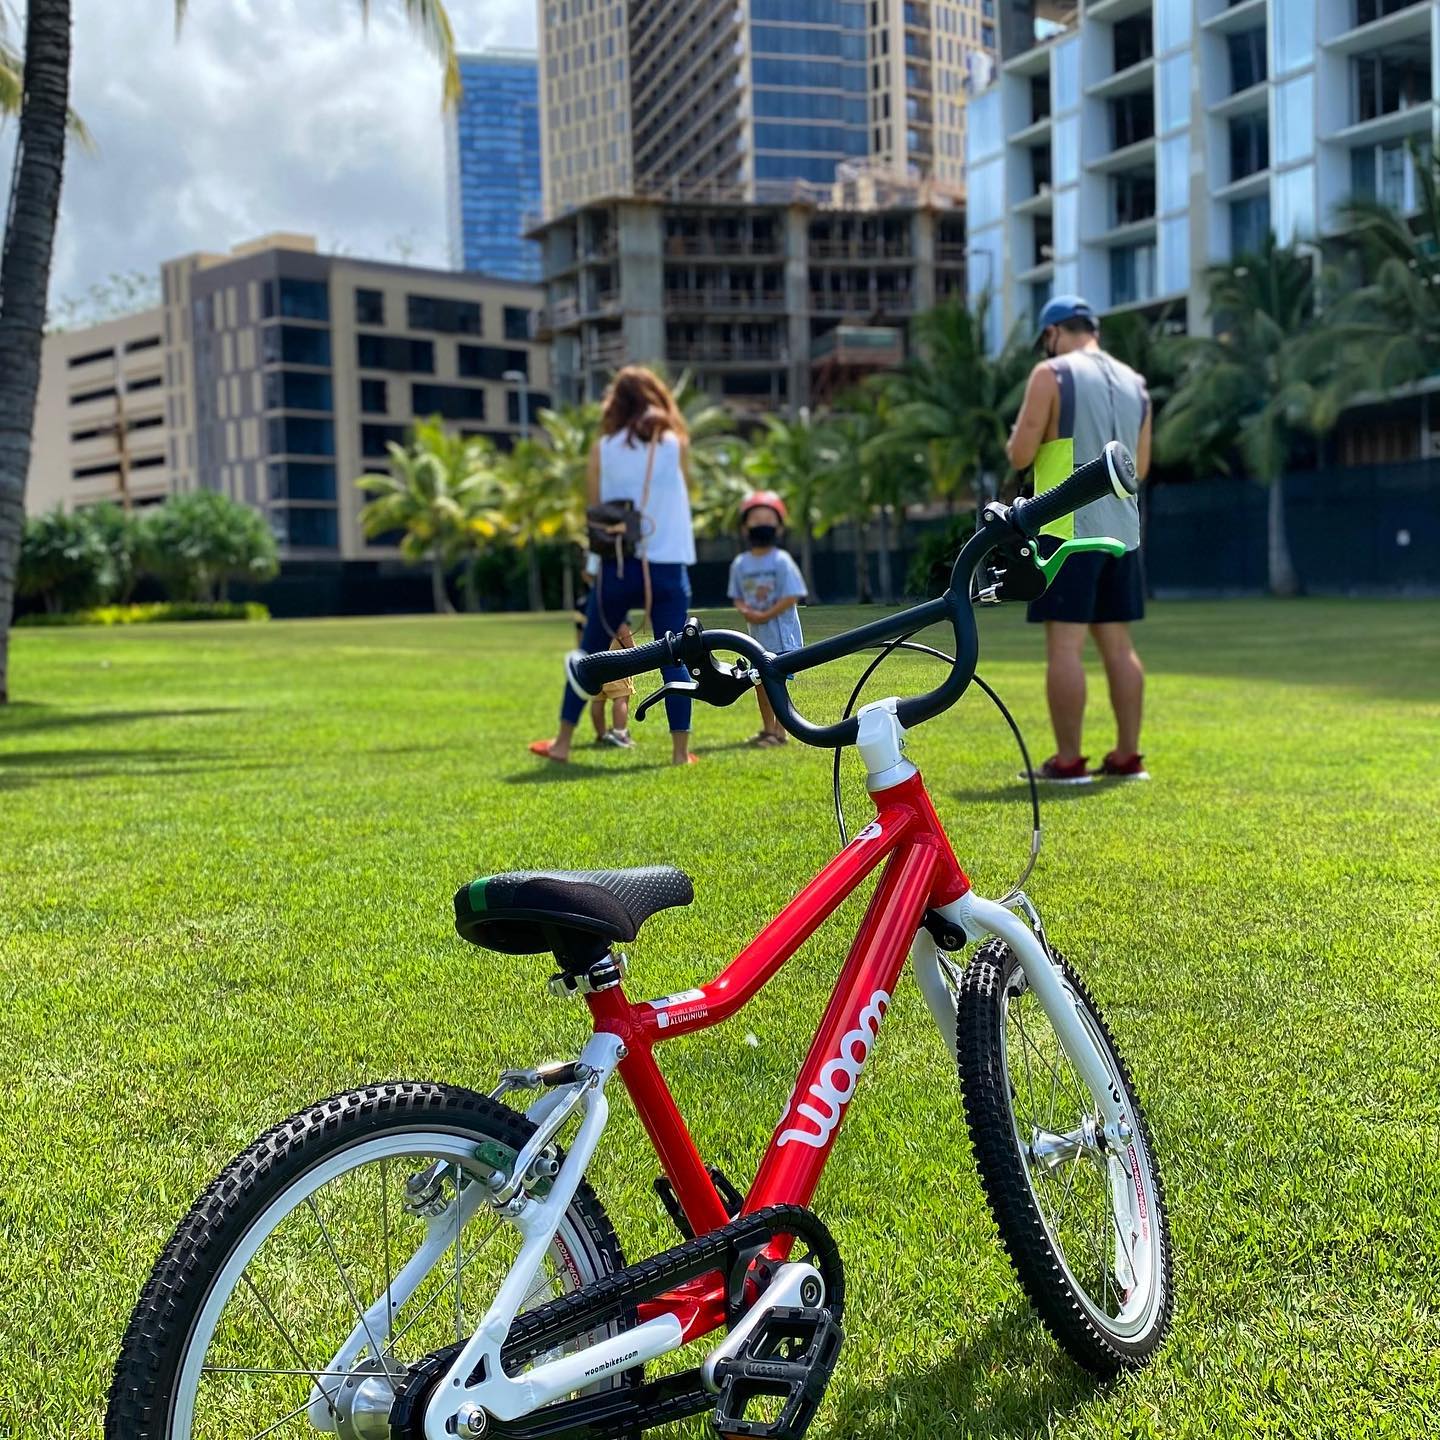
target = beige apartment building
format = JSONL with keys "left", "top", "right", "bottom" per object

{"left": 28, "top": 235, "right": 548, "bottom": 565}
{"left": 30, "top": 308, "right": 177, "bottom": 516}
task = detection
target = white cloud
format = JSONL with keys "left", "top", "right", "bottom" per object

{"left": 3, "top": 0, "right": 537, "bottom": 305}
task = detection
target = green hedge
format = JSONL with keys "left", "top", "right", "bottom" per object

{"left": 16, "top": 602, "right": 270, "bottom": 628}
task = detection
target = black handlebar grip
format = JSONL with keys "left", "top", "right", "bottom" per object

{"left": 569, "top": 634, "right": 678, "bottom": 696}
{"left": 1013, "top": 440, "right": 1138, "bottom": 537}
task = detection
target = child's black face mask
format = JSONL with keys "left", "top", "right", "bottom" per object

{"left": 747, "top": 525, "right": 778, "bottom": 547}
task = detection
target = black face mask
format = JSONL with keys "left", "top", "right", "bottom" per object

{"left": 747, "top": 525, "right": 778, "bottom": 547}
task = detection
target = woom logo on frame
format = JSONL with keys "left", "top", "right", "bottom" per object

{"left": 776, "top": 989, "right": 890, "bottom": 1150}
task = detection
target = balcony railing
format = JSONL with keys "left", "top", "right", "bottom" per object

{"left": 809, "top": 290, "right": 916, "bottom": 315}
{"left": 664, "top": 234, "right": 783, "bottom": 258}
{"left": 810, "top": 239, "right": 913, "bottom": 260}
{"left": 665, "top": 341, "right": 788, "bottom": 363}
{"left": 663, "top": 289, "right": 787, "bottom": 311}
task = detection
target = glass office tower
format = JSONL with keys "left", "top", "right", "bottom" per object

{"left": 446, "top": 50, "right": 543, "bottom": 281}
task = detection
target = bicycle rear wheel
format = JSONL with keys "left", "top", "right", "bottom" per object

{"left": 955, "top": 940, "right": 1173, "bottom": 1374}
{"left": 105, "top": 1081, "right": 629, "bottom": 1440}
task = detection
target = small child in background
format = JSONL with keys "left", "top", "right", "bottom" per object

{"left": 574, "top": 577, "right": 634, "bottom": 747}
{"left": 728, "top": 491, "right": 806, "bottom": 748}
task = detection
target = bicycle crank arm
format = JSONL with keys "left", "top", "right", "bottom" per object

{"left": 408, "top": 1205, "right": 843, "bottom": 1437}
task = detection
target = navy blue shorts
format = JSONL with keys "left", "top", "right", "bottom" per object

{"left": 1026, "top": 541, "right": 1146, "bottom": 625}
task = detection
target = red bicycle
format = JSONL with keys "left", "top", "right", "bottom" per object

{"left": 109, "top": 443, "right": 1174, "bottom": 1440}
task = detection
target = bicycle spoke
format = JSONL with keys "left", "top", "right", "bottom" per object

{"left": 382, "top": 1158, "right": 395, "bottom": 1351}
{"left": 384, "top": 1217, "right": 507, "bottom": 1360}
{"left": 238, "top": 1273, "right": 334, "bottom": 1411}
{"left": 305, "top": 1195, "right": 397, "bottom": 1381}
{"left": 455, "top": 1162, "right": 465, "bottom": 1344}
{"left": 202, "top": 1366, "right": 369, "bottom": 1380}
{"left": 244, "top": 1382, "right": 342, "bottom": 1440}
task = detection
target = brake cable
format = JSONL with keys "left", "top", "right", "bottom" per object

{"left": 831, "top": 637, "right": 1042, "bottom": 906}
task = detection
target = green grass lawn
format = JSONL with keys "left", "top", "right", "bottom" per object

{"left": 3, "top": 600, "right": 1438, "bottom": 1439}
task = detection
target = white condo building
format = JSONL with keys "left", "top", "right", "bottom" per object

{"left": 965, "top": 0, "right": 1440, "bottom": 348}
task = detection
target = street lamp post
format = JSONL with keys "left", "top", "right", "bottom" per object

{"left": 503, "top": 368, "right": 531, "bottom": 443}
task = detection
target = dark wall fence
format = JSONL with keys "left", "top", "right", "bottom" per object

{"left": 25, "top": 459, "right": 1432, "bottom": 620}
{"left": 1146, "top": 459, "right": 1440, "bottom": 597}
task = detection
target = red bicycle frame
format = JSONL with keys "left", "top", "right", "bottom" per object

{"left": 583, "top": 770, "right": 970, "bottom": 1342}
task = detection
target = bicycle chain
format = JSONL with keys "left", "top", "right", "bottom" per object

{"left": 389, "top": 1204, "right": 844, "bottom": 1440}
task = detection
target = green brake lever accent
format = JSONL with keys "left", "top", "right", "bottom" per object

{"left": 1034, "top": 536, "right": 1126, "bottom": 585}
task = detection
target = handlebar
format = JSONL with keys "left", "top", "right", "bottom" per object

{"left": 1010, "top": 440, "right": 1137, "bottom": 537}
{"left": 569, "top": 444, "right": 1136, "bottom": 749}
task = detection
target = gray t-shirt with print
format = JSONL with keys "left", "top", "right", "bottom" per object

{"left": 728, "top": 547, "right": 806, "bottom": 655}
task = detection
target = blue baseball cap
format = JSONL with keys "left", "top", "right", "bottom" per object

{"left": 1035, "top": 294, "right": 1097, "bottom": 345}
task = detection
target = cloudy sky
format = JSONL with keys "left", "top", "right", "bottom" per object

{"left": 3, "top": 0, "right": 535, "bottom": 307}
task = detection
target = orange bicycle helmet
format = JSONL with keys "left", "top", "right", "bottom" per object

{"left": 740, "top": 490, "right": 788, "bottom": 524}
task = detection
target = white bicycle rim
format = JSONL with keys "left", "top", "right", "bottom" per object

{"left": 168, "top": 1129, "right": 611, "bottom": 1440}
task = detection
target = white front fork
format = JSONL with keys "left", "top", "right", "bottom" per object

{"left": 909, "top": 893, "right": 1130, "bottom": 1133}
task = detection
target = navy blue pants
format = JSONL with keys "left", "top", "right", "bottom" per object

{"left": 561, "top": 560, "right": 693, "bottom": 732}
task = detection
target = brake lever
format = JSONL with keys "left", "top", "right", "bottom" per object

{"left": 635, "top": 651, "right": 759, "bottom": 723}
{"left": 636, "top": 680, "right": 699, "bottom": 723}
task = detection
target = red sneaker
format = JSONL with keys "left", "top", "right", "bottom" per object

{"left": 1094, "top": 751, "right": 1150, "bottom": 780}
{"left": 1022, "top": 755, "right": 1092, "bottom": 785}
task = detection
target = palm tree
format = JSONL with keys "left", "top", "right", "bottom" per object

{"left": 524, "top": 402, "right": 598, "bottom": 610}
{"left": 742, "top": 409, "right": 836, "bottom": 591}
{"left": 0, "top": 0, "right": 457, "bottom": 704}
{"left": 1335, "top": 142, "right": 1440, "bottom": 399}
{"left": 1157, "top": 237, "right": 1342, "bottom": 596}
{"left": 356, "top": 420, "right": 501, "bottom": 613}
{"left": 820, "top": 403, "right": 887, "bottom": 605}
{"left": 882, "top": 297, "right": 1031, "bottom": 510}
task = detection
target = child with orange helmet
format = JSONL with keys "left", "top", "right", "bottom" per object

{"left": 728, "top": 491, "right": 807, "bottom": 748}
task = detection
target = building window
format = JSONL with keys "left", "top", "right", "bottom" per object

{"left": 1159, "top": 132, "right": 1189, "bottom": 213}
{"left": 355, "top": 288, "right": 385, "bottom": 325}
{"left": 1229, "top": 113, "right": 1269, "bottom": 181}
{"left": 273, "top": 506, "right": 339, "bottom": 550}
{"left": 1158, "top": 52, "right": 1188, "bottom": 134}
{"left": 1230, "top": 193, "right": 1271, "bottom": 258}
{"left": 1155, "top": 0, "right": 1191, "bottom": 55}
{"left": 360, "top": 378, "right": 389, "bottom": 414}
{"left": 1274, "top": 74, "right": 1314, "bottom": 167}
{"left": 503, "top": 306, "right": 533, "bottom": 341}
{"left": 1159, "top": 216, "right": 1188, "bottom": 294}
{"left": 1352, "top": 137, "right": 1431, "bottom": 211}
{"left": 1053, "top": 37, "right": 1080, "bottom": 111}
{"left": 362, "top": 423, "right": 409, "bottom": 458}
{"left": 1228, "top": 28, "right": 1266, "bottom": 93}
{"left": 456, "top": 345, "right": 529, "bottom": 381}
{"left": 70, "top": 384, "right": 117, "bottom": 405}
{"left": 267, "top": 461, "right": 337, "bottom": 501}
{"left": 356, "top": 333, "right": 435, "bottom": 373}
{"left": 1113, "top": 171, "right": 1156, "bottom": 227}
{"left": 406, "top": 294, "right": 482, "bottom": 335}
{"left": 1274, "top": 164, "right": 1316, "bottom": 242}
{"left": 1029, "top": 279, "right": 1054, "bottom": 332}
{"left": 1113, "top": 16, "right": 1152, "bottom": 72}
{"left": 1271, "top": 1, "right": 1314, "bottom": 79}
{"left": 411, "top": 383, "right": 487, "bottom": 421}
{"left": 268, "top": 416, "right": 335, "bottom": 456}
{"left": 277, "top": 278, "right": 329, "bottom": 321}
{"left": 507, "top": 390, "right": 551, "bottom": 425}
{"left": 1354, "top": 51, "right": 1432, "bottom": 125}
{"left": 264, "top": 370, "right": 334, "bottom": 412}
{"left": 68, "top": 346, "right": 115, "bottom": 368}
{"left": 1109, "top": 242, "right": 1157, "bottom": 306}
{"left": 1109, "top": 91, "right": 1155, "bottom": 149}
{"left": 264, "top": 325, "right": 333, "bottom": 367}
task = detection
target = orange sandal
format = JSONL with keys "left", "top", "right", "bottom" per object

{"left": 528, "top": 739, "right": 569, "bottom": 763}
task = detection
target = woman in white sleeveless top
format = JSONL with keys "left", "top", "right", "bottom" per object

{"left": 532, "top": 366, "right": 698, "bottom": 765}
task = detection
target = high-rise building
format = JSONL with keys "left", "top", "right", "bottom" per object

{"left": 29, "top": 235, "right": 548, "bottom": 569}
{"left": 539, "top": 1, "right": 633, "bottom": 218}
{"left": 967, "top": 0, "right": 1439, "bottom": 352}
{"left": 534, "top": 192, "right": 967, "bottom": 410}
{"left": 445, "top": 50, "right": 543, "bottom": 280}
{"left": 538, "top": 0, "right": 998, "bottom": 218}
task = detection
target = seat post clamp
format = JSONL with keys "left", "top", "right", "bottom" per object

{"left": 548, "top": 951, "right": 629, "bottom": 1000}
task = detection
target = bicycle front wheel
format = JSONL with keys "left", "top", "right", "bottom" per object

{"left": 106, "top": 1081, "right": 629, "bottom": 1440}
{"left": 956, "top": 940, "right": 1174, "bottom": 1374}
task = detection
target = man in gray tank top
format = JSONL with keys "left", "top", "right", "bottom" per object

{"left": 1006, "top": 295, "right": 1153, "bottom": 783}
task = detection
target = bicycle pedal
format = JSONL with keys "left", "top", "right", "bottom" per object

{"left": 710, "top": 1306, "right": 843, "bottom": 1440}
